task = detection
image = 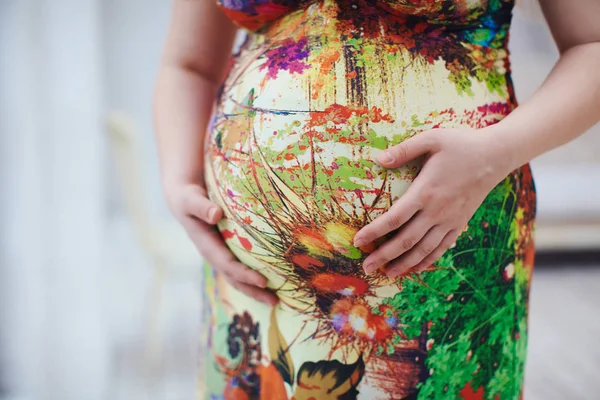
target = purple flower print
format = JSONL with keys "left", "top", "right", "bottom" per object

{"left": 260, "top": 37, "right": 310, "bottom": 79}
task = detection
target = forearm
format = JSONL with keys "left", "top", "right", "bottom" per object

{"left": 486, "top": 42, "right": 600, "bottom": 173}
{"left": 153, "top": 65, "right": 220, "bottom": 191}
{"left": 153, "top": 0, "right": 236, "bottom": 194}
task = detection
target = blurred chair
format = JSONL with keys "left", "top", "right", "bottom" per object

{"left": 105, "top": 113, "right": 201, "bottom": 379}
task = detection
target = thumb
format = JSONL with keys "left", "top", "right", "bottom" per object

{"left": 377, "top": 131, "right": 435, "bottom": 168}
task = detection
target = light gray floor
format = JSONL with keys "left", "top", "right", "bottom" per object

{"left": 525, "top": 265, "right": 600, "bottom": 400}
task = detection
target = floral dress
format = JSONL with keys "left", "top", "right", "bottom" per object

{"left": 201, "top": 0, "right": 536, "bottom": 399}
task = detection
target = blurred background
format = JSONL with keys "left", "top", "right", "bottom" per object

{"left": 0, "top": 1, "right": 599, "bottom": 400}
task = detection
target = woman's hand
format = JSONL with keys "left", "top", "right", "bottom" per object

{"left": 353, "top": 127, "right": 512, "bottom": 278}
{"left": 166, "top": 182, "right": 279, "bottom": 306}
{"left": 154, "top": 1, "right": 278, "bottom": 306}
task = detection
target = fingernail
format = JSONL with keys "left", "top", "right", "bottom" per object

{"left": 387, "top": 267, "right": 408, "bottom": 278}
{"left": 386, "top": 269, "right": 397, "bottom": 278}
{"left": 354, "top": 237, "right": 366, "bottom": 247}
{"left": 378, "top": 152, "right": 394, "bottom": 165}
{"left": 255, "top": 277, "right": 267, "bottom": 289}
{"left": 208, "top": 207, "right": 219, "bottom": 222}
{"left": 363, "top": 261, "right": 375, "bottom": 274}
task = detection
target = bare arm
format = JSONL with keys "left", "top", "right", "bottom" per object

{"left": 488, "top": 0, "right": 600, "bottom": 172}
{"left": 154, "top": 0, "right": 236, "bottom": 191}
{"left": 153, "top": 0, "right": 278, "bottom": 305}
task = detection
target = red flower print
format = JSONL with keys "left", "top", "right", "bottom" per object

{"left": 311, "top": 273, "right": 369, "bottom": 296}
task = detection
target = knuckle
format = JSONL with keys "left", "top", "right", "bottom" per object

{"left": 419, "top": 245, "right": 434, "bottom": 257}
{"left": 417, "top": 189, "right": 434, "bottom": 204}
{"left": 410, "top": 194, "right": 425, "bottom": 210}
{"left": 431, "top": 207, "right": 448, "bottom": 222}
{"left": 387, "top": 213, "right": 404, "bottom": 230}
{"left": 401, "top": 237, "right": 415, "bottom": 251}
{"left": 396, "top": 143, "right": 409, "bottom": 161}
{"left": 424, "top": 132, "right": 440, "bottom": 147}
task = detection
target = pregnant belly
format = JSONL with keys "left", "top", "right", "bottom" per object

{"left": 204, "top": 95, "right": 417, "bottom": 348}
{"left": 203, "top": 24, "right": 512, "bottom": 313}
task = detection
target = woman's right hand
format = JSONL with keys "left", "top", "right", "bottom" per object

{"left": 167, "top": 182, "right": 279, "bottom": 306}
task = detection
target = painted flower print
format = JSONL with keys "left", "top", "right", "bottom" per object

{"left": 200, "top": 0, "right": 535, "bottom": 399}
{"left": 260, "top": 37, "right": 310, "bottom": 79}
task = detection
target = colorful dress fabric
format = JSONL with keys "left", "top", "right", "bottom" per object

{"left": 202, "top": 0, "right": 536, "bottom": 399}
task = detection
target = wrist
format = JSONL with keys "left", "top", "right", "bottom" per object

{"left": 479, "top": 122, "right": 530, "bottom": 177}
{"left": 161, "top": 168, "right": 205, "bottom": 200}
{"left": 159, "top": 153, "right": 205, "bottom": 186}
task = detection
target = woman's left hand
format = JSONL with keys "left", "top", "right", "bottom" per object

{"left": 353, "top": 127, "right": 512, "bottom": 278}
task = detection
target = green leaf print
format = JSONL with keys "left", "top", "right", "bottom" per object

{"left": 449, "top": 69, "right": 475, "bottom": 96}
{"left": 386, "top": 175, "right": 529, "bottom": 399}
{"left": 330, "top": 157, "right": 375, "bottom": 190}
{"left": 476, "top": 69, "right": 507, "bottom": 96}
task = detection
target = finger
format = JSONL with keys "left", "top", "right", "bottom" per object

{"left": 183, "top": 185, "right": 222, "bottom": 224}
{"left": 224, "top": 275, "right": 279, "bottom": 306}
{"left": 184, "top": 218, "right": 267, "bottom": 288}
{"left": 183, "top": 217, "right": 229, "bottom": 258}
{"left": 221, "top": 261, "right": 268, "bottom": 288}
{"left": 412, "top": 229, "right": 461, "bottom": 273}
{"left": 362, "top": 212, "right": 431, "bottom": 273}
{"left": 376, "top": 131, "right": 437, "bottom": 168}
{"left": 385, "top": 225, "right": 448, "bottom": 278}
{"left": 353, "top": 192, "right": 422, "bottom": 248}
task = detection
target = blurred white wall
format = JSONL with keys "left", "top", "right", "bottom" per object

{"left": 511, "top": 9, "right": 600, "bottom": 226}
{"left": 0, "top": 2, "right": 46, "bottom": 396}
{"left": 1, "top": 1, "right": 110, "bottom": 399}
{"left": 102, "top": 0, "right": 171, "bottom": 219}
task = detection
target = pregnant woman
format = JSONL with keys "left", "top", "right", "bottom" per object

{"left": 154, "top": 0, "right": 600, "bottom": 398}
